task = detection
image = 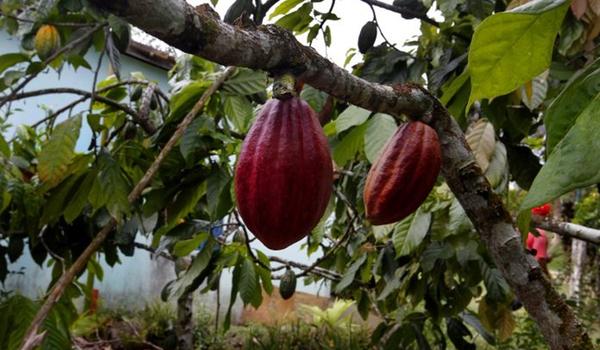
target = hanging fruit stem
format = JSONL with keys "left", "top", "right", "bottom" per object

{"left": 273, "top": 73, "right": 297, "bottom": 100}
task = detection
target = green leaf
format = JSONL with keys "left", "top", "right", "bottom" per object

{"left": 173, "top": 232, "right": 209, "bottom": 257}
{"left": 171, "top": 239, "right": 215, "bottom": 299}
{"left": 481, "top": 262, "right": 511, "bottom": 302}
{"left": 167, "top": 180, "right": 207, "bottom": 225}
{"left": 335, "top": 254, "right": 367, "bottom": 293}
{"left": 270, "top": 0, "right": 305, "bottom": 19}
{"left": 506, "top": 145, "right": 542, "bottom": 190}
{"left": 222, "top": 68, "right": 267, "bottom": 96}
{"left": 168, "top": 80, "right": 211, "bottom": 123}
{"left": 88, "top": 151, "right": 131, "bottom": 218}
{"left": 336, "top": 105, "right": 370, "bottom": 134}
{"left": 224, "top": 95, "right": 254, "bottom": 133}
{"left": 0, "top": 53, "right": 29, "bottom": 75}
{"left": 300, "top": 85, "right": 327, "bottom": 112}
{"left": 0, "top": 133, "right": 10, "bottom": 158}
{"left": 522, "top": 94, "right": 600, "bottom": 209}
{"left": 63, "top": 169, "right": 96, "bottom": 223}
{"left": 468, "top": 0, "right": 569, "bottom": 106}
{"left": 393, "top": 210, "right": 432, "bottom": 257}
{"left": 206, "top": 167, "right": 232, "bottom": 220}
{"left": 421, "top": 241, "right": 453, "bottom": 272}
{"left": 255, "top": 251, "right": 273, "bottom": 295}
{"left": 364, "top": 114, "right": 396, "bottom": 164}
{"left": 545, "top": 57, "right": 600, "bottom": 155}
{"left": 239, "top": 258, "right": 262, "bottom": 308}
{"left": 332, "top": 123, "right": 367, "bottom": 166}
{"left": 38, "top": 115, "right": 82, "bottom": 188}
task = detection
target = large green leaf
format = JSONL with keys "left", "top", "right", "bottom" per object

{"left": 364, "top": 114, "right": 396, "bottom": 164}
{"left": 224, "top": 95, "right": 254, "bottom": 133}
{"left": 171, "top": 239, "right": 215, "bottom": 299}
{"left": 468, "top": 0, "right": 569, "bottom": 105}
{"left": 522, "top": 94, "right": 600, "bottom": 209}
{"left": 239, "top": 257, "right": 262, "bottom": 308}
{"left": 88, "top": 151, "right": 131, "bottom": 218}
{"left": 0, "top": 53, "right": 29, "bottom": 75}
{"left": 222, "top": 68, "right": 267, "bottom": 96}
{"left": 63, "top": 170, "right": 96, "bottom": 223}
{"left": 38, "top": 115, "right": 82, "bottom": 188}
{"left": 167, "top": 180, "right": 207, "bottom": 225}
{"left": 336, "top": 105, "right": 370, "bottom": 134}
{"left": 206, "top": 167, "right": 232, "bottom": 220}
{"left": 173, "top": 232, "right": 209, "bottom": 257}
{"left": 270, "top": 0, "right": 305, "bottom": 18}
{"left": 545, "top": 58, "right": 600, "bottom": 155}
{"left": 168, "top": 80, "right": 211, "bottom": 123}
{"left": 335, "top": 254, "right": 367, "bottom": 293}
{"left": 393, "top": 210, "right": 432, "bottom": 257}
{"left": 0, "top": 133, "right": 10, "bottom": 157}
{"left": 332, "top": 123, "right": 366, "bottom": 166}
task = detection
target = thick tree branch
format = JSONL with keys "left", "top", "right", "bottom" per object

{"left": 62, "top": 2, "right": 594, "bottom": 349}
{"left": 19, "top": 67, "right": 236, "bottom": 350}
{"left": 533, "top": 216, "right": 600, "bottom": 245}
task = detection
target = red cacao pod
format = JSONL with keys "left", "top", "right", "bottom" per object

{"left": 235, "top": 97, "right": 333, "bottom": 250}
{"left": 363, "top": 121, "right": 441, "bottom": 225}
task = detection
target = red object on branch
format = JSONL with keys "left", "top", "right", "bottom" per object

{"left": 527, "top": 230, "right": 549, "bottom": 262}
{"left": 531, "top": 203, "right": 552, "bottom": 217}
{"left": 89, "top": 288, "right": 99, "bottom": 314}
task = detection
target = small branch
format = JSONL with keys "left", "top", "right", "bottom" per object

{"left": 359, "top": 0, "right": 440, "bottom": 27}
{"left": 296, "top": 215, "right": 357, "bottom": 278}
{"left": 269, "top": 256, "right": 341, "bottom": 280}
{"left": 8, "top": 87, "right": 156, "bottom": 134}
{"left": 18, "top": 67, "right": 236, "bottom": 350}
{"left": 0, "top": 10, "right": 97, "bottom": 27}
{"left": 138, "top": 82, "right": 157, "bottom": 130}
{"left": 532, "top": 216, "right": 600, "bottom": 245}
{"left": 133, "top": 242, "right": 176, "bottom": 261}
{"left": 0, "top": 22, "right": 106, "bottom": 111}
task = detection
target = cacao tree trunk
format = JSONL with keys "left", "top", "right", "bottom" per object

{"left": 568, "top": 239, "right": 587, "bottom": 303}
{"left": 89, "top": 1, "right": 593, "bottom": 348}
{"left": 175, "top": 257, "right": 195, "bottom": 350}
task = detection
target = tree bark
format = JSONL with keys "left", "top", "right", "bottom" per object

{"left": 88, "top": 1, "right": 592, "bottom": 349}
{"left": 175, "top": 257, "right": 195, "bottom": 350}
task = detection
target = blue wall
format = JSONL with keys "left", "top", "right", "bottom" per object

{"left": 1, "top": 30, "right": 330, "bottom": 312}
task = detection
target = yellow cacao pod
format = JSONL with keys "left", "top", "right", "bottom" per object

{"left": 34, "top": 25, "right": 61, "bottom": 60}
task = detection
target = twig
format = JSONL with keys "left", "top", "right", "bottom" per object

{"left": 138, "top": 82, "right": 157, "bottom": 131}
{"left": 7, "top": 87, "right": 156, "bottom": 134}
{"left": 0, "top": 22, "right": 106, "bottom": 110}
{"left": 232, "top": 210, "right": 272, "bottom": 271}
{"left": 296, "top": 215, "right": 357, "bottom": 278}
{"left": 360, "top": 0, "right": 439, "bottom": 27}
{"left": 18, "top": 66, "right": 236, "bottom": 350}
{"left": 269, "top": 256, "right": 341, "bottom": 280}
{"left": 0, "top": 11, "right": 97, "bottom": 27}
{"left": 88, "top": 45, "right": 105, "bottom": 152}
{"left": 133, "top": 242, "right": 176, "bottom": 261}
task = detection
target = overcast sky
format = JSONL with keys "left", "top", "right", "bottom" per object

{"left": 186, "top": 0, "right": 423, "bottom": 67}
